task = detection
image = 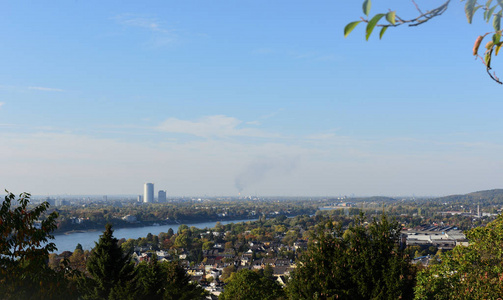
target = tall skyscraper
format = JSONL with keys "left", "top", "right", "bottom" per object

{"left": 144, "top": 183, "right": 154, "bottom": 203}
{"left": 158, "top": 190, "right": 167, "bottom": 203}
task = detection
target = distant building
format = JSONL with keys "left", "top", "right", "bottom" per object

{"left": 158, "top": 190, "right": 167, "bottom": 203}
{"left": 137, "top": 195, "right": 143, "bottom": 203}
{"left": 144, "top": 183, "right": 154, "bottom": 203}
{"left": 55, "top": 199, "right": 70, "bottom": 206}
{"left": 45, "top": 197, "right": 55, "bottom": 206}
{"left": 122, "top": 215, "right": 137, "bottom": 223}
{"left": 402, "top": 225, "right": 468, "bottom": 251}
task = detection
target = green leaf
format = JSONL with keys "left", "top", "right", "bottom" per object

{"left": 485, "top": 51, "right": 492, "bottom": 67}
{"left": 366, "top": 14, "right": 385, "bottom": 41}
{"left": 494, "top": 12, "right": 502, "bottom": 30}
{"left": 379, "top": 26, "right": 388, "bottom": 39}
{"left": 362, "top": 0, "right": 371, "bottom": 16}
{"left": 344, "top": 21, "right": 361, "bottom": 38}
{"left": 487, "top": 5, "right": 498, "bottom": 22}
{"left": 493, "top": 32, "right": 501, "bottom": 44}
{"left": 496, "top": 43, "right": 502, "bottom": 55}
{"left": 486, "top": 0, "right": 494, "bottom": 7}
{"left": 486, "top": 40, "right": 494, "bottom": 49}
{"left": 465, "top": 0, "right": 478, "bottom": 23}
{"left": 386, "top": 11, "right": 396, "bottom": 25}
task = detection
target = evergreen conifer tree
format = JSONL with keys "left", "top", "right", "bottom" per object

{"left": 80, "top": 223, "right": 136, "bottom": 300}
{"left": 136, "top": 254, "right": 166, "bottom": 300}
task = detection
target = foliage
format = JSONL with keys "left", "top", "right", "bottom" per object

{"left": 79, "top": 223, "right": 137, "bottom": 300}
{"left": 415, "top": 213, "right": 503, "bottom": 299}
{"left": 345, "top": 0, "right": 503, "bottom": 84}
{"left": 136, "top": 255, "right": 166, "bottom": 300}
{"left": 0, "top": 191, "right": 77, "bottom": 299}
{"left": 162, "top": 261, "right": 208, "bottom": 300}
{"left": 219, "top": 268, "right": 285, "bottom": 300}
{"left": 135, "top": 256, "right": 207, "bottom": 300}
{"left": 286, "top": 213, "right": 415, "bottom": 300}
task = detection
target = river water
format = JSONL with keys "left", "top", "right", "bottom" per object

{"left": 52, "top": 218, "right": 257, "bottom": 253}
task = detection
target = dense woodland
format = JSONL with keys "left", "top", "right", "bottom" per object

{"left": 3, "top": 190, "right": 503, "bottom": 299}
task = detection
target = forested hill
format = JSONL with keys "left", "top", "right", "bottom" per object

{"left": 434, "top": 189, "right": 503, "bottom": 203}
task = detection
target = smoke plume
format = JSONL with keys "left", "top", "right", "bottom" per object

{"left": 234, "top": 157, "right": 298, "bottom": 193}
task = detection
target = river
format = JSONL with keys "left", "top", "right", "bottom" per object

{"left": 52, "top": 218, "right": 258, "bottom": 253}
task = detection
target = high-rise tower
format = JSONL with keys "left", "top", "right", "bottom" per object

{"left": 158, "top": 190, "right": 167, "bottom": 203}
{"left": 144, "top": 183, "right": 154, "bottom": 203}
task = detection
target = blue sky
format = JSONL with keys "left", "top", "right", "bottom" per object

{"left": 1, "top": 0, "right": 502, "bottom": 196}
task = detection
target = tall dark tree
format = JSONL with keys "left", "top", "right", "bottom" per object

{"left": 80, "top": 223, "right": 136, "bottom": 300}
{"left": 163, "top": 261, "right": 207, "bottom": 300}
{"left": 287, "top": 213, "right": 415, "bottom": 300}
{"left": 135, "top": 257, "right": 207, "bottom": 300}
{"left": 136, "top": 255, "right": 166, "bottom": 300}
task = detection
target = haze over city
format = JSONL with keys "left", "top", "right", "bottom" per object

{"left": 1, "top": 1, "right": 502, "bottom": 196}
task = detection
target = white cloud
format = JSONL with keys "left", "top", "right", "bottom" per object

{"left": 0, "top": 102, "right": 4, "bottom": 108}
{"left": 246, "top": 120, "right": 261, "bottom": 125}
{"left": 28, "top": 86, "right": 64, "bottom": 92}
{"left": 113, "top": 14, "right": 178, "bottom": 47}
{"left": 157, "top": 115, "right": 278, "bottom": 138}
{"left": 114, "top": 14, "right": 173, "bottom": 34}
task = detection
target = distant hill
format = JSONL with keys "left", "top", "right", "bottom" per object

{"left": 328, "top": 196, "right": 397, "bottom": 203}
{"left": 435, "top": 189, "right": 503, "bottom": 203}
{"left": 355, "top": 196, "right": 398, "bottom": 202}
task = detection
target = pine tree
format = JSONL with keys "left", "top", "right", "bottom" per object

{"left": 80, "top": 223, "right": 136, "bottom": 300}
{"left": 136, "top": 255, "right": 166, "bottom": 300}
{"left": 163, "top": 261, "right": 207, "bottom": 300}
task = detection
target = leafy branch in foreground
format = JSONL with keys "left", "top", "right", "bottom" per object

{"left": 0, "top": 190, "right": 78, "bottom": 299}
{"left": 345, "top": 0, "right": 503, "bottom": 84}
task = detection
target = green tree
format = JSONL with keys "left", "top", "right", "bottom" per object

{"left": 346, "top": 0, "right": 503, "bottom": 84}
{"left": 0, "top": 191, "right": 76, "bottom": 299}
{"left": 220, "top": 265, "right": 236, "bottom": 282}
{"left": 79, "top": 223, "right": 136, "bottom": 300}
{"left": 202, "top": 241, "right": 214, "bottom": 250}
{"left": 287, "top": 213, "right": 415, "bottom": 300}
{"left": 219, "top": 269, "right": 285, "bottom": 300}
{"left": 174, "top": 231, "right": 191, "bottom": 248}
{"left": 415, "top": 214, "right": 503, "bottom": 299}
{"left": 163, "top": 261, "right": 207, "bottom": 300}
{"left": 136, "top": 255, "right": 166, "bottom": 300}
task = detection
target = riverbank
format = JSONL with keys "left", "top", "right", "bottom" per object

{"left": 53, "top": 216, "right": 261, "bottom": 236}
{"left": 51, "top": 217, "right": 261, "bottom": 252}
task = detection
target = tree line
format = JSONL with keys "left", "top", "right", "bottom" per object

{"left": 3, "top": 191, "right": 503, "bottom": 299}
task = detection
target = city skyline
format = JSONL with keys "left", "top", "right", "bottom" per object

{"left": 1, "top": 1, "right": 502, "bottom": 196}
